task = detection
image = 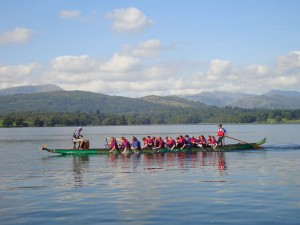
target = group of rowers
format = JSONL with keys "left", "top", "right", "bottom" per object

{"left": 106, "top": 124, "right": 227, "bottom": 154}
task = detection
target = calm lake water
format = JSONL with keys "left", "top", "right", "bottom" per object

{"left": 0, "top": 124, "right": 300, "bottom": 225}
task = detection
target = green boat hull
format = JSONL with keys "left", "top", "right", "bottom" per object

{"left": 40, "top": 138, "right": 266, "bottom": 155}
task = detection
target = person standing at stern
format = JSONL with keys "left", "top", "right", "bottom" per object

{"left": 216, "top": 124, "right": 227, "bottom": 146}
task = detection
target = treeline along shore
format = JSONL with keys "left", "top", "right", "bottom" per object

{"left": 1, "top": 108, "right": 300, "bottom": 127}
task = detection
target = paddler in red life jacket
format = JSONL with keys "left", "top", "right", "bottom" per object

{"left": 120, "top": 136, "right": 131, "bottom": 154}
{"left": 109, "top": 137, "right": 119, "bottom": 153}
{"left": 166, "top": 136, "right": 176, "bottom": 149}
{"left": 190, "top": 136, "right": 197, "bottom": 147}
{"left": 152, "top": 136, "right": 159, "bottom": 148}
{"left": 216, "top": 124, "right": 227, "bottom": 146}
{"left": 154, "top": 137, "right": 165, "bottom": 150}
{"left": 207, "top": 135, "right": 212, "bottom": 144}
{"left": 198, "top": 135, "right": 207, "bottom": 148}
{"left": 176, "top": 135, "right": 186, "bottom": 149}
{"left": 210, "top": 136, "right": 218, "bottom": 149}
{"left": 142, "top": 136, "right": 154, "bottom": 149}
{"left": 142, "top": 137, "right": 147, "bottom": 148}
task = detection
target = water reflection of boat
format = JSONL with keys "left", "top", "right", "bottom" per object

{"left": 40, "top": 138, "right": 266, "bottom": 155}
{"left": 99, "top": 152, "right": 227, "bottom": 176}
{"left": 72, "top": 155, "right": 90, "bottom": 188}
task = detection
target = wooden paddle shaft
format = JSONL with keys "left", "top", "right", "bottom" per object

{"left": 226, "top": 135, "right": 248, "bottom": 144}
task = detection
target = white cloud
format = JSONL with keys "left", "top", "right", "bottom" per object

{"left": 60, "top": 10, "right": 81, "bottom": 19}
{"left": 106, "top": 7, "right": 153, "bottom": 32}
{"left": 208, "top": 60, "right": 231, "bottom": 75}
{"left": 243, "top": 64, "right": 269, "bottom": 76}
{"left": 0, "top": 63, "right": 38, "bottom": 78}
{"left": 2, "top": 51, "right": 300, "bottom": 97}
{"left": 51, "top": 55, "right": 97, "bottom": 72}
{"left": 0, "top": 63, "right": 39, "bottom": 88}
{"left": 43, "top": 55, "right": 100, "bottom": 83}
{"left": 100, "top": 53, "right": 140, "bottom": 73}
{"left": 204, "top": 59, "right": 232, "bottom": 81}
{"left": 276, "top": 51, "right": 300, "bottom": 73}
{"left": 130, "top": 39, "right": 161, "bottom": 58}
{"left": 0, "top": 27, "right": 33, "bottom": 45}
{"left": 270, "top": 76, "right": 298, "bottom": 86}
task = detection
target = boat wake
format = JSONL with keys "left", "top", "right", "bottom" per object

{"left": 264, "top": 144, "right": 300, "bottom": 151}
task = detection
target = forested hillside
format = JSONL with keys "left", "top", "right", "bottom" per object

{"left": 0, "top": 90, "right": 206, "bottom": 114}
{"left": 1, "top": 90, "right": 300, "bottom": 127}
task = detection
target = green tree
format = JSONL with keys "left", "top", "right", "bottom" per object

{"left": 15, "top": 117, "right": 26, "bottom": 127}
{"left": 33, "top": 117, "right": 44, "bottom": 127}
{"left": 2, "top": 117, "right": 14, "bottom": 127}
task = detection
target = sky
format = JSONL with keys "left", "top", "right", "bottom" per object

{"left": 0, "top": 0, "right": 300, "bottom": 97}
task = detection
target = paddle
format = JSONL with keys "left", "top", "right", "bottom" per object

{"left": 105, "top": 137, "right": 110, "bottom": 149}
{"left": 226, "top": 135, "right": 249, "bottom": 144}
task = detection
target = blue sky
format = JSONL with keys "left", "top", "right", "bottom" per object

{"left": 0, "top": 0, "right": 299, "bottom": 97}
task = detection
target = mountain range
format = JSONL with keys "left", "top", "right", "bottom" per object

{"left": 0, "top": 84, "right": 299, "bottom": 111}
{"left": 0, "top": 84, "right": 63, "bottom": 96}
{"left": 180, "top": 90, "right": 300, "bottom": 109}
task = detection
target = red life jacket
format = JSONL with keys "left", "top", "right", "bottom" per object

{"left": 167, "top": 139, "right": 175, "bottom": 147}
{"left": 217, "top": 128, "right": 225, "bottom": 137}
{"left": 178, "top": 137, "right": 185, "bottom": 144}
{"left": 147, "top": 138, "right": 153, "bottom": 146}
{"left": 211, "top": 138, "right": 217, "bottom": 144}
{"left": 122, "top": 139, "right": 130, "bottom": 148}
{"left": 158, "top": 139, "right": 165, "bottom": 148}
{"left": 110, "top": 140, "right": 119, "bottom": 150}
{"left": 190, "top": 137, "right": 196, "bottom": 143}
{"left": 200, "top": 138, "right": 206, "bottom": 144}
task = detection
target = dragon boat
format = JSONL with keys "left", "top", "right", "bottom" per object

{"left": 40, "top": 138, "right": 266, "bottom": 155}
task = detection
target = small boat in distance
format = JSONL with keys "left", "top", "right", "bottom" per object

{"left": 40, "top": 138, "right": 266, "bottom": 155}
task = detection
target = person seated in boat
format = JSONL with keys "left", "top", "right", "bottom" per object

{"left": 198, "top": 135, "right": 207, "bottom": 148}
{"left": 142, "top": 137, "right": 147, "bottom": 148}
{"left": 131, "top": 136, "right": 141, "bottom": 151}
{"left": 165, "top": 136, "right": 175, "bottom": 149}
{"left": 184, "top": 135, "right": 192, "bottom": 148}
{"left": 216, "top": 124, "right": 227, "bottom": 146}
{"left": 210, "top": 136, "right": 218, "bottom": 150}
{"left": 72, "top": 127, "right": 84, "bottom": 149}
{"left": 153, "top": 137, "right": 165, "bottom": 150}
{"left": 142, "top": 136, "right": 154, "bottom": 149}
{"left": 207, "top": 135, "right": 212, "bottom": 144}
{"left": 176, "top": 135, "right": 188, "bottom": 149}
{"left": 120, "top": 136, "right": 131, "bottom": 154}
{"left": 195, "top": 135, "right": 201, "bottom": 148}
{"left": 190, "top": 136, "right": 197, "bottom": 147}
{"left": 153, "top": 136, "right": 160, "bottom": 148}
{"left": 109, "top": 137, "right": 119, "bottom": 152}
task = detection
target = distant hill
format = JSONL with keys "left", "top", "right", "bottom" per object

{"left": 0, "top": 90, "right": 208, "bottom": 114}
{"left": 180, "top": 91, "right": 253, "bottom": 107}
{"left": 232, "top": 94, "right": 300, "bottom": 109}
{"left": 0, "top": 84, "right": 63, "bottom": 96}
{"left": 180, "top": 90, "right": 300, "bottom": 109}
{"left": 141, "top": 95, "right": 208, "bottom": 108}
{"left": 1, "top": 84, "right": 299, "bottom": 110}
{"left": 266, "top": 90, "right": 300, "bottom": 98}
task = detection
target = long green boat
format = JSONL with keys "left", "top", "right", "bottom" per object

{"left": 40, "top": 138, "right": 266, "bottom": 155}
